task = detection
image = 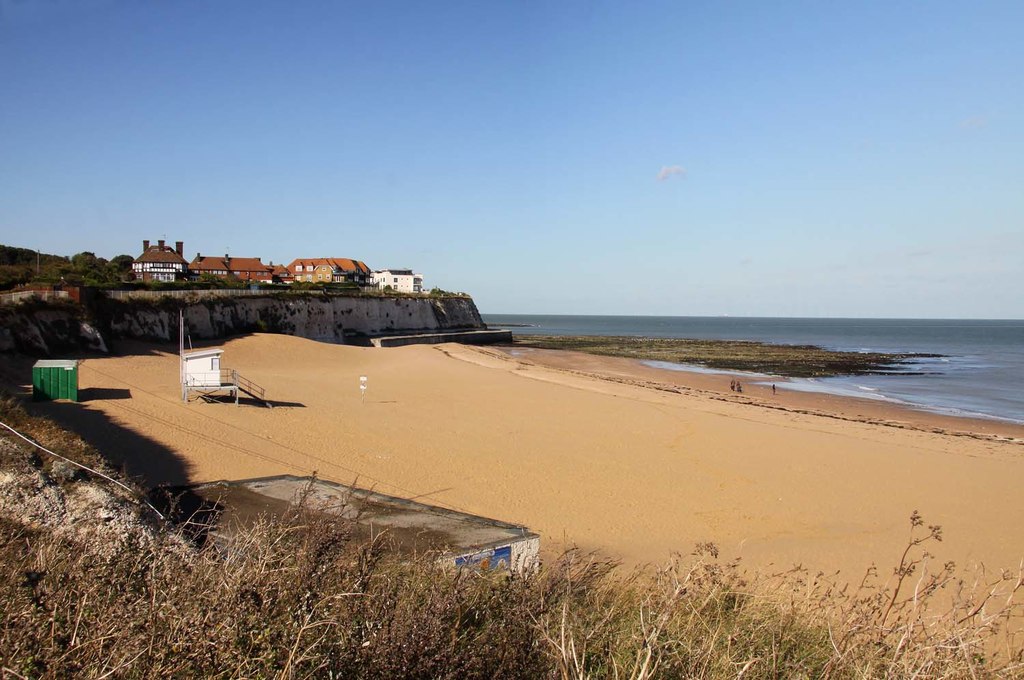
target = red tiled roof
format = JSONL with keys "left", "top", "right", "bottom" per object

{"left": 331, "top": 258, "right": 371, "bottom": 274}
{"left": 285, "top": 257, "right": 371, "bottom": 274}
{"left": 135, "top": 246, "right": 188, "bottom": 265}
{"left": 191, "top": 256, "right": 272, "bottom": 273}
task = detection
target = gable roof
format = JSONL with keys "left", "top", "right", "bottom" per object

{"left": 286, "top": 258, "right": 371, "bottom": 274}
{"left": 190, "top": 255, "right": 272, "bottom": 273}
{"left": 135, "top": 246, "right": 187, "bottom": 265}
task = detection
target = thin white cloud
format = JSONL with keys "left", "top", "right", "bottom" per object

{"left": 656, "top": 165, "right": 686, "bottom": 181}
{"left": 960, "top": 115, "right": 988, "bottom": 129}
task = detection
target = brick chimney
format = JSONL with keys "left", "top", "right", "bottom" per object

{"left": 175, "top": 241, "right": 183, "bottom": 256}
{"left": 158, "top": 239, "right": 165, "bottom": 248}
{"left": 143, "top": 239, "right": 150, "bottom": 250}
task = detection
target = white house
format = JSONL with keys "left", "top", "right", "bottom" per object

{"left": 372, "top": 269, "right": 424, "bottom": 293}
{"left": 132, "top": 239, "right": 188, "bottom": 282}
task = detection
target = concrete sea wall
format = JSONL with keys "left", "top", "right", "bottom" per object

{"left": 368, "top": 329, "right": 512, "bottom": 347}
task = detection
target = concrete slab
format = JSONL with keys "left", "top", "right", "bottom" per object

{"left": 161, "top": 475, "right": 540, "bottom": 573}
{"left": 364, "top": 329, "right": 513, "bottom": 347}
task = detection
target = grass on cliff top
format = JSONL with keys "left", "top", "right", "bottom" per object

{"left": 513, "top": 334, "right": 940, "bottom": 378}
{"left": 1, "top": 396, "right": 1022, "bottom": 678}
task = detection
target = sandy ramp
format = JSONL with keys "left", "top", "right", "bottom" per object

{"left": 41, "top": 334, "right": 1024, "bottom": 577}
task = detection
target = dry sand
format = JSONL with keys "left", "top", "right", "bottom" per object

{"left": 15, "top": 334, "right": 1024, "bottom": 578}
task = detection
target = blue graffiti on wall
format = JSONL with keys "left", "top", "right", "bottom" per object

{"left": 454, "top": 544, "right": 512, "bottom": 571}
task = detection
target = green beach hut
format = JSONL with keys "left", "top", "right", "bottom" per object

{"left": 32, "top": 360, "right": 79, "bottom": 402}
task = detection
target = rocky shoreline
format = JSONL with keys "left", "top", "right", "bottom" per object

{"left": 511, "top": 334, "right": 943, "bottom": 378}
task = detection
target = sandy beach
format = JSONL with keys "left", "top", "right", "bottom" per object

{"left": 13, "top": 334, "right": 1024, "bottom": 578}
{"left": 498, "top": 345, "right": 1024, "bottom": 441}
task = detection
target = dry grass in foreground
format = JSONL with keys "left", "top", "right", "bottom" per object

{"left": 0, "top": 396, "right": 1022, "bottom": 678}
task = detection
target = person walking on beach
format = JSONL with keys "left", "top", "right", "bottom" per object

{"left": 772, "top": 384, "right": 776, "bottom": 395}
{"left": 735, "top": 380, "right": 742, "bottom": 393}
{"left": 730, "top": 379, "right": 736, "bottom": 392}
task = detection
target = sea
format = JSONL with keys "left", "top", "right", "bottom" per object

{"left": 481, "top": 315, "right": 1024, "bottom": 425}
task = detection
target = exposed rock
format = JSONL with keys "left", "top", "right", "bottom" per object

{"left": 0, "top": 437, "right": 164, "bottom": 557}
{"left": 49, "top": 458, "right": 85, "bottom": 483}
{"left": 107, "top": 295, "right": 485, "bottom": 343}
{"left": 79, "top": 321, "right": 109, "bottom": 353}
{"left": 1, "top": 294, "right": 487, "bottom": 355}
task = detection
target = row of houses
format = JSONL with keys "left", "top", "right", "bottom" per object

{"left": 131, "top": 239, "right": 424, "bottom": 293}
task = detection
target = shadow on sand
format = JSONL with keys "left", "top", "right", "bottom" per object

{"left": 4, "top": 340, "right": 301, "bottom": 497}
{"left": 195, "top": 395, "right": 306, "bottom": 409}
{"left": 30, "top": 399, "right": 192, "bottom": 487}
{"left": 79, "top": 387, "right": 132, "bottom": 400}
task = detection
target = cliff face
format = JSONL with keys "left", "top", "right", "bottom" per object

{"left": 0, "top": 304, "right": 107, "bottom": 356}
{"left": 0, "top": 294, "right": 485, "bottom": 355}
{"left": 108, "top": 295, "right": 484, "bottom": 343}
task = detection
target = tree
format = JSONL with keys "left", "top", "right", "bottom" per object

{"left": 109, "top": 254, "right": 134, "bottom": 273}
{"left": 71, "top": 252, "right": 100, "bottom": 270}
{"left": 107, "top": 255, "right": 134, "bottom": 283}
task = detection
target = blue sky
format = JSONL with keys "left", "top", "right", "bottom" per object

{"left": 1, "top": 0, "right": 1021, "bottom": 317}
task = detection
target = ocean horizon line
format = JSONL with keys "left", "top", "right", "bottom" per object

{"left": 480, "top": 314, "right": 1023, "bottom": 425}
{"left": 484, "top": 313, "right": 1024, "bottom": 322}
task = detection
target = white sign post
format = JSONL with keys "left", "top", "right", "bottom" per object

{"left": 359, "top": 375, "right": 367, "bottom": 404}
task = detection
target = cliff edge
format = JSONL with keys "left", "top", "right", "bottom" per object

{"left": 0, "top": 293, "right": 490, "bottom": 355}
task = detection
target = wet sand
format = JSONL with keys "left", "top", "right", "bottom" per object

{"left": 495, "top": 345, "right": 1024, "bottom": 442}
{"left": 11, "top": 334, "right": 1024, "bottom": 578}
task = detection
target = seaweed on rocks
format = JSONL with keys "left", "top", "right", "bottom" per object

{"left": 513, "top": 335, "right": 944, "bottom": 378}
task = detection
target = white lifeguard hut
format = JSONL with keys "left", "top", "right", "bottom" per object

{"left": 181, "top": 348, "right": 224, "bottom": 396}
{"left": 178, "top": 314, "right": 268, "bottom": 406}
